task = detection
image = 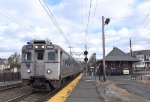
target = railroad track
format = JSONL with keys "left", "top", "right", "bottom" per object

{"left": 18, "top": 92, "right": 49, "bottom": 102}
{"left": 6, "top": 90, "right": 52, "bottom": 102}
{"left": 5, "top": 85, "right": 67, "bottom": 102}
{"left": 6, "top": 91, "right": 33, "bottom": 102}
{"left": 5, "top": 76, "right": 78, "bottom": 102}
{"left": 0, "top": 82, "right": 22, "bottom": 92}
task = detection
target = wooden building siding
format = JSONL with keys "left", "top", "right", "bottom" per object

{"left": 105, "top": 61, "right": 134, "bottom": 75}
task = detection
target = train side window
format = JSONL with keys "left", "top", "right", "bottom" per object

{"left": 48, "top": 52, "right": 55, "bottom": 60}
{"left": 25, "top": 52, "right": 31, "bottom": 60}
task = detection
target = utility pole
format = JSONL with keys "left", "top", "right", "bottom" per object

{"left": 102, "top": 16, "right": 110, "bottom": 82}
{"left": 130, "top": 38, "right": 132, "bottom": 57}
{"left": 102, "top": 16, "right": 106, "bottom": 82}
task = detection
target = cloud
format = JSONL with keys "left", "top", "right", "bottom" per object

{"left": 0, "top": 0, "right": 150, "bottom": 60}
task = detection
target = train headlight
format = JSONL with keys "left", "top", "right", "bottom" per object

{"left": 47, "top": 69, "right": 51, "bottom": 74}
{"left": 27, "top": 69, "right": 31, "bottom": 73}
{"left": 42, "top": 45, "right": 45, "bottom": 48}
{"left": 35, "top": 45, "right": 38, "bottom": 48}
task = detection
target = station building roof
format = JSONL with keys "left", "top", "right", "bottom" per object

{"left": 100, "top": 47, "right": 139, "bottom": 62}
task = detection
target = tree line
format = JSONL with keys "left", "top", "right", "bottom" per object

{"left": 7, "top": 52, "right": 21, "bottom": 69}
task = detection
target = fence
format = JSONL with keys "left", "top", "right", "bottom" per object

{"left": 0, "top": 72, "right": 21, "bottom": 82}
{"left": 131, "top": 73, "right": 143, "bottom": 80}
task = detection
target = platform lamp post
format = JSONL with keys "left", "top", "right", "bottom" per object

{"left": 102, "top": 16, "right": 110, "bottom": 82}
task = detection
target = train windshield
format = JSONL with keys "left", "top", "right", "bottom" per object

{"left": 36, "top": 50, "right": 44, "bottom": 60}
{"left": 48, "top": 52, "right": 55, "bottom": 60}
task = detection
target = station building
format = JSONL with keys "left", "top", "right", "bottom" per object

{"left": 97, "top": 47, "right": 139, "bottom": 75}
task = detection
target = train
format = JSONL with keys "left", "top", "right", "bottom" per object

{"left": 21, "top": 40, "right": 83, "bottom": 91}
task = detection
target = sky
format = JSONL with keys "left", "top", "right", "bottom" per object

{"left": 0, "top": 0, "right": 150, "bottom": 60}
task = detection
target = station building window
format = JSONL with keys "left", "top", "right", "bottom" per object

{"left": 110, "top": 62, "right": 115, "bottom": 69}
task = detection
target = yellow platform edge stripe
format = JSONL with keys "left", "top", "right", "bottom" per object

{"left": 47, "top": 73, "right": 83, "bottom": 102}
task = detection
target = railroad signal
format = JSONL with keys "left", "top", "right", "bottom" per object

{"left": 84, "top": 57, "right": 88, "bottom": 62}
{"left": 84, "top": 51, "right": 88, "bottom": 62}
{"left": 84, "top": 51, "right": 88, "bottom": 55}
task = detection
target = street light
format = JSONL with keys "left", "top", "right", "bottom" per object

{"left": 102, "top": 16, "right": 110, "bottom": 82}
{"left": 105, "top": 18, "right": 110, "bottom": 25}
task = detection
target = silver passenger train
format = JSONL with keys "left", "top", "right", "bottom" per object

{"left": 21, "top": 40, "right": 82, "bottom": 91}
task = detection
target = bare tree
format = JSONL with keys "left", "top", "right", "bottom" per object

{"left": 8, "top": 52, "right": 21, "bottom": 69}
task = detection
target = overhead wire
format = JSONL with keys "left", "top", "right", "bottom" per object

{"left": 84, "top": 0, "right": 93, "bottom": 52}
{"left": 85, "top": 0, "right": 93, "bottom": 37}
{"left": 39, "top": 0, "right": 71, "bottom": 47}
{"left": 84, "top": 0, "right": 88, "bottom": 46}
{"left": 90, "top": 0, "right": 99, "bottom": 31}
{"left": 133, "top": 9, "right": 150, "bottom": 35}
{"left": 82, "top": 0, "right": 83, "bottom": 30}
{"left": 82, "top": 0, "right": 85, "bottom": 52}
{"left": 120, "top": 9, "right": 150, "bottom": 51}
{"left": 140, "top": 22, "right": 150, "bottom": 34}
{"left": 0, "top": 8, "right": 33, "bottom": 32}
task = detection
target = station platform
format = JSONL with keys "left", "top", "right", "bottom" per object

{"left": 0, "top": 80, "right": 21, "bottom": 87}
{"left": 66, "top": 74, "right": 103, "bottom": 102}
{"left": 48, "top": 74, "right": 103, "bottom": 102}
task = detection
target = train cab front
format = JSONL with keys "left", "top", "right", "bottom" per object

{"left": 21, "top": 40, "right": 60, "bottom": 91}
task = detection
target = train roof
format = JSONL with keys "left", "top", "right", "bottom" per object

{"left": 22, "top": 40, "right": 58, "bottom": 49}
{"left": 22, "top": 40, "right": 77, "bottom": 61}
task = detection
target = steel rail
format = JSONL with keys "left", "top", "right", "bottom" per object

{"left": 0, "top": 82, "right": 22, "bottom": 91}
{"left": 6, "top": 91, "right": 33, "bottom": 102}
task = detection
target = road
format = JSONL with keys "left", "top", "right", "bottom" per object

{"left": 106, "top": 73, "right": 150, "bottom": 101}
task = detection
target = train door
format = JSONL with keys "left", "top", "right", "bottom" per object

{"left": 34, "top": 50, "right": 45, "bottom": 76}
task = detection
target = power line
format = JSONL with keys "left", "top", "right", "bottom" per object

{"left": 82, "top": 0, "right": 83, "bottom": 29}
{"left": 0, "top": 8, "right": 33, "bottom": 32}
{"left": 82, "top": 0, "right": 87, "bottom": 49}
{"left": 135, "top": 9, "right": 150, "bottom": 35}
{"left": 140, "top": 22, "right": 150, "bottom": 34}
{"left": 90, "top": 0, "right": 99, "bottom": 31}
{"left": 84, "top": 0, "right": 93, "bottom": 54}
{"left": 39, "top": 0, "right": 71, "bottom": 47}
{"left": 85, "top": 0, "right": 93, "bottom": 37}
